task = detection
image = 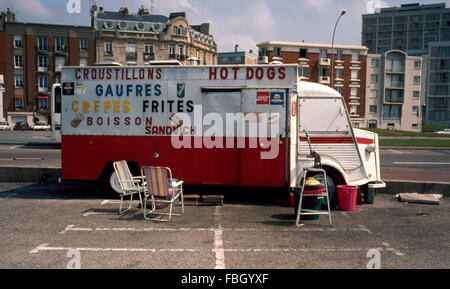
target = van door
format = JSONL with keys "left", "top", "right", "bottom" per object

{"left": 239, "top": 88, "right": 287, "bottom": 187}
{"left": 199, "top": 90, "right": 241, "bottom": 185}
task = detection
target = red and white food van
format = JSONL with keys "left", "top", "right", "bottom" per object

{"left": 60, "top": 65, "right": 385, "bottom": 195}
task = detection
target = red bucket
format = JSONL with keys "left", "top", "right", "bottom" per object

{"left": 337, "top": 185, "right": 358, "bottom": 211}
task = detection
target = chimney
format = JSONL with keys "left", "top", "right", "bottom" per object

{"left": 169, "top": 12, "right": 186, "bottom": 19}
{"left": 119, "top": 7, "right": 129, "bottom": 14}
{"left": 200, "top": 23, "right": 210, "bottom": 35}
{"left": 138, "top": 6, "right": 150, "bottom": 16}
{"left": 235, "top": 44, "right": 239, "bottom": 52}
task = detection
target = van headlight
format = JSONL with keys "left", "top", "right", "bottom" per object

{"left": 365, "top": 144, "right": 377, "bottom": 153}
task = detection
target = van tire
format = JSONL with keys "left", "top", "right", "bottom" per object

{"left": 311, "top": 167, "right": 344, "bottom": 210}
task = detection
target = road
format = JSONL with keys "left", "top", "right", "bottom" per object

{"left": 380, "top": 148, "right": 450, "bottom": 183}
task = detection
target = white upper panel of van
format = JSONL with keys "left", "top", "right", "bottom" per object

{"left": 297, "top": 81, "right": 341, "bottom": 98}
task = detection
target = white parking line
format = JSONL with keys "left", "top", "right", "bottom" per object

{"left": 29, "top": 243, "right": 200, "bottom": 254}
{"left": 382, "top": 242, "right": 405, "bottom": 256}
{"left": 58, "top": 225, "right": 373, "bottom": 234}
{"left": 82, "top": 210, "right": 115, "bottom": 217}
{"left": 29, "top": 244, "right": 402, "bottom": 256}
{"left": 214, "top": 206, "right": 225, "bottom": 269}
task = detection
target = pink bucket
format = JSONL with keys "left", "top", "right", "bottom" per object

{"left": 337, "top": 185, "right": 358, "bottom": 211}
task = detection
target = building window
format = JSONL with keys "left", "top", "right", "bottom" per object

{"left": 38, "top": 75, "right": 48, "bottom": 90}
{"left": 350, "top": 105, "right": 359, "bottom": 115}
{"left": 177, "top": 46, "right": 185, "bottom": 59}
{"left": 15, "top": 97, "right": 24, "bottom": 110}
{"left": 169, "top": 45, "right": 176, "bottom": 58}
{"left": 351, "top": 51, "right": 359, "bottom": 61}
{"left": 14, "top": 55, "right": 23, "bottom": 68}
{"left": 350, "top": 87, "right": 358, "bottom": 97}
{"left": 370, "top": 90, "right": 378, "bottom": 99}
{"left": 371, "top": 59, "right": 379, "bottom": 67}
{"left": 413, "top": 76, "right": 421, "bottom": 84}
{"left": 414, "top": 60, "right": 421, "bottom": 70}
{"left": 335, "top": 69, "right": 343, "bottom": 79}
{"left": 298, "top": 66, "right": 309, "bottom": 78}
{"left": 336, "top": 50, "right": 343, "bottom": 60}
{"left": 412, "top": 106, "right": 419, "bottom": 115}
{"left": 368, "top": 120, "right": 377, "bottom": 128}
{"left": 38, "top": 55, "right": 48, "bottom": 68}
{"left": 273, "top": 47, "right": 281, "bottom": 58}
{"left": 104, "top": 41, "right": 113, "bottom": 55}
{"left": 382, "top": 105, "right": 401, "bottom": 119}
{"left": 38, "top": 36, "right": 48, "bottom": 51}
{"left": 371, "top": 74, "right": 378, "bottom": 83}
{"left": 319, "top": 67, "right": 327, "bottom": 77}
{"left": 335, "top": 86, "right": 343, "bottom": 94}
{"left": 369, "top": 105, "right": 377, "bottom": 113}
{"left": 126, "top": 42, "right": 137, "bottom": 60}
{"left": 413, "top": 91, "right": 420, "bottom": 99}
{"left": 351, "top": 70, "right": 359, "bottom": 80}
{"left": 299, "top": 48, "right": 307, "bottom": 58}
{"left": 14, "top": 75, "right": 23, "bottom": 87}
{"left": 14, "top": 35, "right": 23, "bottom": 48}
{"left": 55, "top": 38, "right": 65, "bottom": 52}
{"left": 80, "top": 39, "right": 88, "bottom": 51}
{"left": 433, "top": 111, "right": 447, "bottom": 121}
{"left": 144, "top": 43, "right": 154, "bottom": 55}
{"left": 320, "top": 49, "right": 327, "bottom": 59}
{"left": 38, "top": 97, "right": 48, "bottom": 110}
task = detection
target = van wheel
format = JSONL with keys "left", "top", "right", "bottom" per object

{"left": 109, "top": 171, "right": 122, "bottom": 194}
{"left": 310, "top": 171, "right": 342, "bottom": 210}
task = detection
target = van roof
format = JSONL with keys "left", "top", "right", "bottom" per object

{"left": 297, "top": 81, "right": 342, "bottom": 98}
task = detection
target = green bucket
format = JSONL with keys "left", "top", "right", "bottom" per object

{"left": 294, "top": 195, "right": 322, "bottom": 220}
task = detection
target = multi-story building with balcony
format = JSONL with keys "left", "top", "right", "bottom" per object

{"left": 0, "top": 9, "right": 95, "bottom": 126}
{"left": 426, "top": 41, "right": 450, "bottom": 126}
{"left": 365, "top": 50, "right": 423, "bottom": 131}
{"left": 257, "top": 41, "right": 368, "bottom": 127}
{"left": 92, "top": 6, "right": 217, "bottom": 66}
{"left": 362, "top": 3, "right": 450, "bottom": 56}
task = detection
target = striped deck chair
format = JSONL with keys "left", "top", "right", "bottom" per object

{"left": 141, "top": 166, "right": 184, "bottom": 222}
{"left": 113, "top": 160, "right": 145, "bottom": 215}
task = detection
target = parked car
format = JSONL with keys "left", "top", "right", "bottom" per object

{"left": 435, "top": 129, "right": 450, "bottom": 135}
{"left": 32, "top": 121, "right": 51, "bottom": 131}
{"left": 13, "top": 121, "right": 31, "bottom": 131}
{"left": 0, "top": 121, "right": 12, "bottom": 131}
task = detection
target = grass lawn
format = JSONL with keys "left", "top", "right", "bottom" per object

{"left": 362, "top": 128, "right": 450, "bottom": 138}
{"left": 380, "top": 139, "right": 450, "bottom": 147}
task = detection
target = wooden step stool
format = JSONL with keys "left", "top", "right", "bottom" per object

{"left": 183, "top": 194, "right": 201, "bottom": 206}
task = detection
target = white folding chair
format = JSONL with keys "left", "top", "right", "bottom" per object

{"left": 112, "top": 160, "right": 145, "bottom": 215}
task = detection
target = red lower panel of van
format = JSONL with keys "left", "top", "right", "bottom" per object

{"left": 61, "top": 135, "right": 287, "bottom": 187}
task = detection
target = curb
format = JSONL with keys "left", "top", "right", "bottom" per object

{"left": 382, "top": 181, "right": 450, "bottom": 197}
{"left": 381, "top": 146, "right": 450, "bottom": 150}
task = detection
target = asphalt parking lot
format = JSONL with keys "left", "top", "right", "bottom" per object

{"left": 0, "top": 181, "right": 449, "bottom": 269}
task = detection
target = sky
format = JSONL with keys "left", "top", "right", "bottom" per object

{"left": 1, "top": 0, "right": 449, "bottom": 53}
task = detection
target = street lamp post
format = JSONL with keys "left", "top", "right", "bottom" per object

{"left": 331, "top": 10, "right": 346, "bottom": 89}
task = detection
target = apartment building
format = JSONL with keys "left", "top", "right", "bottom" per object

{"left": 257, "top": 41, "right": 368, "bottom": 127}
{"left": 425, "top": 41, "right": 450, "bottom": 126}
{"left": 0, "top": 9, "right": 95, "bottom": 126}
{"left": 92, "top": 6, "right": 217, "bottom": 66}
{"left": 362, "top": 2, "right": 450, "bottom": 56}
{"left": 366, "top": 50, "right": 423, "bottom": 131}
